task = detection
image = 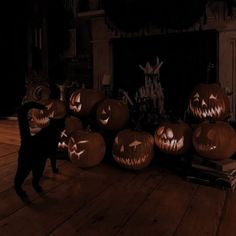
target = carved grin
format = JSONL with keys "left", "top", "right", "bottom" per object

{"left": 113, "top": 155, "right": 148, "bottom": 167}
{"left": 99, "top": 107, "right": 111, "bottom": 125}
{"left": 195, "top": 143, "right": 217, "bottom": 151}
{"left": 32, "top": 102, "right": 55, "bottom": 127}
{"left": 70, "top": 148, "right": 85, "bottom": 159}
{"left": 155, "top": 126, "right": 184, "bottom": 152}
{"left": 156, "top": 136, "right": 184, "bottom": 151}
{"left": 189, "top": 102, "right": 224, "bottom": 119}
{"left": 69, "top": 138, "right": 88, "bottom": 160}
{"left": 58, "top": 141, "right": 68, "bottom": 149}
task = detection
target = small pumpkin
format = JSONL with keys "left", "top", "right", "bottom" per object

{"left": 68, "top": 131, "right": 106, "bottom": 168}
{"left": 69, "top": 88, "right": 104, "bottom": 116}
{"left": 31, "top": 99, "right": 66, "bottom": 128}
{"left": 192, "top": 121, "right": 236, "bottom": 160}
{"left": 154, "top": 121, "right": 192, "bottom": 155}
{"left": 96, "top": 99, "right": 129, "bottom": 130}
{"left": 188, "top": 83, "right": 230, "bottom": 121}
{"left": 58, "top": 116, "right": 83, "bottom": 152}
{"left": 112, "top": 129, "right": 154, "bottom": 170}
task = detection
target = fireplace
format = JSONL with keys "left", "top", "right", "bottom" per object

{"left": 82, "top": 1, "right": 236, "bottom": 121}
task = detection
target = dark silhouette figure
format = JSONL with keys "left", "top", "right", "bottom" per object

{"left": 14, "top": 102, "right": 65, "bottom": 198}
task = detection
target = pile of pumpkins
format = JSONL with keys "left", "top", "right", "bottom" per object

{"left": 28, "top": 83, "right": 236, "bottom": 170}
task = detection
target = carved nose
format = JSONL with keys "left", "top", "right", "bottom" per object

{"left": 201, "top": 99, "right": 207, "bottom": 107}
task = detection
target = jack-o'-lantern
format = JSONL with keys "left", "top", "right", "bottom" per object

{"left": 188, "top": 83, "right": 230, "bottom": 121}
{"left": 96, "top": 99, "right": 129, "bottom": 130}
{"left": 192, "top": 121, "right": 236, "bottom": 160}
{"left": 68, "top": 131, "right": 106, "bottom": 167}
{"left": 31, "top": 99, "right": 66, "bottom": 128}
{"left": 58, "top": 116, "right": 83, "bottom": 152}
{"left": 69, "top": 89, "right": 104, "bottom": 116}
{"left": 112, "top": 129, "right": 154, "bottom": 170}
{"left": 154, "top": 121, "right": 192, "bottom": 155}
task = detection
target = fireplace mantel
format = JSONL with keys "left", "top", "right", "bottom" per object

{"left": 77, "top": 1, "right": 236, "bottom": 120}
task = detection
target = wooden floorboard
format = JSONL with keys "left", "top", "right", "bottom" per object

{"left": 0, "top": 120, "right": 236, "bottom": 236}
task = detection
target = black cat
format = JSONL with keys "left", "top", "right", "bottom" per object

{"left": 14, "top": 101, "right": 65, "bottom": 198}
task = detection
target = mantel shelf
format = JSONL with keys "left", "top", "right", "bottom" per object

{"left": 77, "top": 9, "right": 104, "bottom": 19}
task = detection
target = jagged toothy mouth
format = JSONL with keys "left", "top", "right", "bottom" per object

{"left": 196, "top": 143, "right": 216, "bottom": 151}
{"left": 33, "top": 110, "right": 55, "bottom": 126}
{"left": 58, "top": 142, "right": 68, "bottom": 149}
{"left": 70, "top": 148, "right": 85, "bottom": 160}
{"left": 189, "top": 103, "right": 224, "bottom": 119}
{"left": 156, "top": 136, "right": 184, "bottom": 151}
{"left": 113, "top": 155, "right": 149, "bottom": 166}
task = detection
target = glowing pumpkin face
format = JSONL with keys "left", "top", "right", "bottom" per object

{"left": 112, "top": 129, "right": 154, "bottom": 170}
{"left": 58, "top": 116, "right": 83, "bottom": 152}
{"left": 68, "top": 131, "right": 106, "bottom": 168}
{"left": 188, "top": 84, "right": 230, "bottom": 121}
{"left": 69, "top": 89, "right": 104, "bottom": 116}
{"left": 31, "top": 99, "right": 66, "bottom": 128}
{"left": 192, "top": 121, "right": 236, "bottom": 160}
{"left": 154, "top": 121, "right": 192, "bottom": 155}
{"left": 96, "top": 99, "right": 129, "bottom": 130}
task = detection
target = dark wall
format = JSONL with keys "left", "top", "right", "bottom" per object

{"left": 0, "top": 1, "right": 27, "bottom": 116}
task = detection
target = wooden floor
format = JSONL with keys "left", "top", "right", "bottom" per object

{"left": 0, "top": 120, "right": 236, "bottom": 236}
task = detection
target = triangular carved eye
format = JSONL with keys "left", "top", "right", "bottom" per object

{"left": 157, "top": 126, "right": 165, "bottom": 136}
{"left": 108, "top": 105, "right": 111, "bottom": 111}
{"left": 115, "top": 136, "right": 119, "bottom": 144}
{"left": 209, "top": 94, "right": 217, "bottom": 100}
{"left": 75, "top": 93, "right": 81, "bottom": 103}
{"left": 46, "top": 102, "right": 53, "bottom": 110}
{"left": 193, "top": 93, "right": 200, "bottom": 102}
{"left": 195, "top": 127, "right": 202, "bottom": 138}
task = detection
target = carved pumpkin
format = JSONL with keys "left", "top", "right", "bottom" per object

{"left": 154, "top": 121, "right": 192, "bottom": 155}
{"left": 58, "top": 116, "right": 83, "bottom": 152}
{"left": 31, "top": 99, "right": 66, "bottom": 128}
{"left": 96, "top": 99, "right": 129, "bottom": 130}
{"left": 188, "top": 83, "right": 230, "bottom": 121}
{"left": 192, "top": 121, "right": 236, "bottom": 160}
{"left": 69, "top": 88, "right": 104, "bottom": 116}
{"left": 68, "top": 131, "right": 106, "bottom": 167}
{"left": 112, "top": 129, "right": 154, "bottom": 170}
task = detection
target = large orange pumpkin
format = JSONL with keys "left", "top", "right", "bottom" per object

{"left": 69, "top": 89, "right": 104, "bottom": 116}
{"left": 96, "top": 99, "right": 129, "bottom": 130}
{"left": 112, "top": 129, "right": 154, "bottom": 170}
{"left": 154, "top": 120, "right": 192, "bottom": 155}
{"left": 188, "top": 83, "right": 230, "bottom": 121}
{"left": 68, "top": 131, "right": 106, "bottom": 168}
{"left": 192, "top": 121, "right": 236, "bottom": 160}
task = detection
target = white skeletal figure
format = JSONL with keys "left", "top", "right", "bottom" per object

{"left": 137, "top": 57, "right": 165, "bottom": 114}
